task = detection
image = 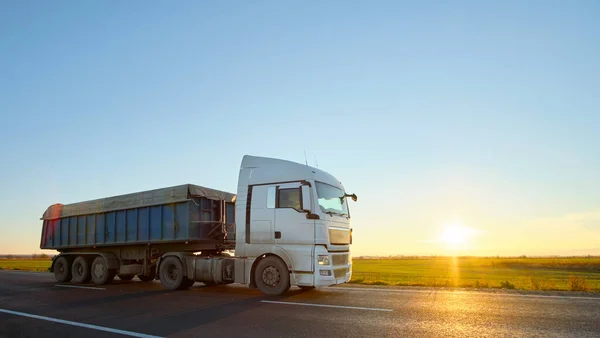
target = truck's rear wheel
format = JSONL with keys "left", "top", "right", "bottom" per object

{"left": 91, "top": 256, "right": 115, "bottom": 285}
{"left": 117, "top": 274, "right": 135, "bottom": 281}
{"left": 71, "top": 256, "right": 91, "bottom": 284}
{"left": 159, "top": 256, "right": 187, "bottom": 290}
{"left": 254, "top": 256, "right": 290, "bottom": 296}
{"left": 53, "top": 256, "right": 72, "bottom": 283}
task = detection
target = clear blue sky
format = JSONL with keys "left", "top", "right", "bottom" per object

{"left": 1, "top": 1, "right": 599, "bottom": 256}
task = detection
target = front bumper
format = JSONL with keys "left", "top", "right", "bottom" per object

{"left": 313, "top": 248, "right": 352, "bottom": 287}
{"left": 291, "top": 247, "right": 352, "bottom": 288}
{"left": 314, "top": 264, "right": 352, "bottom": 287}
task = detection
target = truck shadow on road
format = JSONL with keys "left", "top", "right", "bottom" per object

{"left": 49, "top": 282, "right": 310, "bottom": 336}
{"left": 136, "top": 287, "right": 309, "bottom": 337}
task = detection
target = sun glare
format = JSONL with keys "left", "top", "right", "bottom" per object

{"left": 440, "top": 223, "right": 475, "bottom": 247}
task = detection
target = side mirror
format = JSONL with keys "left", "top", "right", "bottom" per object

{"left": 342, "top": 193, "right": 358, "bottom": 202}
{"left": 301, "top": 185, "right": 312, "bottom": 213}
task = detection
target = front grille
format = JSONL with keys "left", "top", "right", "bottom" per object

{"left": 334, "top": 267, "right": 349, "bottom": 279}
{"left": 332, "top": 253, "right": 349, "bottom": 266}
{"left": 329, "top": 228, "right": 350, "bottom": 245}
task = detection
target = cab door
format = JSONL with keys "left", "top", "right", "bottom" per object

{"left": 272, "top": 182, "right": 315, "bottom": 245}
{"left": 271, "top": 182, "right": 316, "bottom": 272}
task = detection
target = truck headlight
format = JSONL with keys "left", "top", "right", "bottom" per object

{"left": 317, "top": 255, "right": 330, "bottom": 265}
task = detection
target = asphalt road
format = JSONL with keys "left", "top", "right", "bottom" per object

{"left": 1, "top": 270, "right": 599, "bottom": 337}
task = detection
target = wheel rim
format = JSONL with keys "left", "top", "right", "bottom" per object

{"left": 262, "top": 266, "right": 280, "bottom": 287}
{"left": 166, "top": 264, "right": 179, "bottom": 281}
{"left": 58, "top": 262, "right": 65, "bottom": 274}
{"left": 93, "top": 262, "right": 105, "bottom": 279}
{"left": 76, "top": 263, "right": 83, "bottom": 276}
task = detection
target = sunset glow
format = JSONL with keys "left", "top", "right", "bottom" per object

{"left": 440, "top": 223, "right": 477, "bottom": 248}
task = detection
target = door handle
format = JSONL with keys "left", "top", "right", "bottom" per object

{"left": 274, "top": 231, "right": 281, "bottom": 239}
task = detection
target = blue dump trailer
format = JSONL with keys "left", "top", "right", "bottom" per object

{"left": 40, "top": 184, "right": 237, "bottom": 285}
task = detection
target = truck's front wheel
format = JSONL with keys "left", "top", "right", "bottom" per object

{"left": 254, "top": 256, "right": 290, "bottom": 296}
{"left": 53, "top": 256, "right": 72, "bottom": 283}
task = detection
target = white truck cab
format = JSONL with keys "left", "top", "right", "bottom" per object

{"left": 235, "top": 155, "right": 355, "bottom": 295}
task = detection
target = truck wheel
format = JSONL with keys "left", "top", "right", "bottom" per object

{"left": 91, "top": 256, "right": 115, "bottom": 285}
{"left": 254, "top": 256, "right": 290, "bottom": 296}
{"left": 53, "top": 256, "right": 72, "bottom": 283}
{"left": 117, "top": 274, "right": 135, "bottom": 281}
{"left": 71, "top": 256, "right": 91, "bottom": 284}
{"left": 159, "top": 256, "right": 186, "bottom": 290}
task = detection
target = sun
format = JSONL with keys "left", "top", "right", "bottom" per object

{"left": 440, "top": 223, "right": 474, "bottom": 247}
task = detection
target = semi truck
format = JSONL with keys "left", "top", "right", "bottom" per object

{"left": 40, "top": 155, "right": 356, "bottom": 296}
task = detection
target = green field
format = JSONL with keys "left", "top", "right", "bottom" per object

{"left": 2, "top": 256, "right": 600, "bottom": 292}
{"left": 0, "top": 258, "right": 52, "bottom": 272}
{"left": 351, "top": 257, "right": 600, "bottom": 292}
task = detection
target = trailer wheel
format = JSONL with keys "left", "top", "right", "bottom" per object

{"left": 254, "top": 256, "right": 290, "bottom": 296}
{"left": 91, "top": 256, "right": 115, "bottom": 285}
{"left": 117, "top": 274, "right": 135, "bottom": 281}
{"left": 159, "top": 256, "right": 186, "bottom": 290}
{"left": 71, "top": 256, "right": 91, "bottom": 284}
{"left": 53, "top": 256, "right": 72, "bottom": 283}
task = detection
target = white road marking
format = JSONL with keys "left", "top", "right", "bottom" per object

{"left": 261, "top": 300, "right": 393, "bottom": 312}
{"left": 333, "top": 287, "right": 600, "bottom": 301}
{"left": 0, "top": 308, "right": 162, "bottom": 338}
{"left": 54, "top": 284, "right": 105, "bottom": 290}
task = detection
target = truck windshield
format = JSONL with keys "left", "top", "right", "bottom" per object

{"left": 315, "top": 181, "right": 349, "bottom": 217}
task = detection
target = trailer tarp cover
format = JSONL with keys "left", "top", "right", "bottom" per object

{"left": 41, "top": 184, "right": 236, "bottom": 220}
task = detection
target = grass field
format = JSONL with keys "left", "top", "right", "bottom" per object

{"left": 351, "top": 257, "right": 600, "bottom": 292}
{"left": 0, "top": 258, "right": 52, "bottom": 272}
{"left": 2, "top": 256, "right": 599, "bottom": 292}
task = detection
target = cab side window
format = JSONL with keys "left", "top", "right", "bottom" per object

{"left": 277, "top": 188, "right": 301, "bottom": 210}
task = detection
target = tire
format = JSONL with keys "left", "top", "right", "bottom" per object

{"left": 91, "top": 256, "right": 115, "bottom": 285}
{"left": 71, "top": 256, "right": 91, "bottom": 284}
{"left": 53, "top": 256, "right": 72, "bottom": 283}
{"left": 254, "top": 256, "right": 290, "bottom": 296}
{"left": 159, "top": 256, "right": 187, "bottom": 290}
{"left": 117, "top": 274, "right": 135, "bottom": 281}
